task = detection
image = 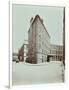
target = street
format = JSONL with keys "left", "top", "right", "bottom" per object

{"left": 12, "top": 61, "right": 64, "bottom": 85}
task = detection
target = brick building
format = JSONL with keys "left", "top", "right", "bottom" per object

{"left": 28, "top": 15, "right": 50, "bottom": 64}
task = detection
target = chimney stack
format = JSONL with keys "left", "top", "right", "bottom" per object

{"left": 30, "top": 17, "right": 33, "bottom": 24}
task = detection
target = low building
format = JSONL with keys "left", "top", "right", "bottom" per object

{"left": 49, "top": 44, "right": 63, "bottom": 61}
{"left": 18, "top": 41, "right": 28, "bottom": 62}
{"left": 12, "top": 53, "right": 18, "bottom": 61}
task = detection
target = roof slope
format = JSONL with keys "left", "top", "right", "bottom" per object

{"left": 29, "top": 15, "right": 50, "bottom": 38}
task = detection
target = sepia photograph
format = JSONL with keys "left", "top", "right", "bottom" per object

{"left": 12, "top": 4, "right": 65, "bottom": 85}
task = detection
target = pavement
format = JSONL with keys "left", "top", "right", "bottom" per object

{"left": 12, "top": 61, "right": 64, "bottom": 85}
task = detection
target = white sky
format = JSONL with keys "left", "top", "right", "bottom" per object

{"left": 12, "top": 4, "right": 64, "bottom": 53}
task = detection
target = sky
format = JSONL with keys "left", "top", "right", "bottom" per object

{"left": 12, "top": 4, "right": 64, "bottom": 53}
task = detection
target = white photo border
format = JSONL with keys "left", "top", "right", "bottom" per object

{"left": 9, "top": 0, "right": 68, "bottom": 89}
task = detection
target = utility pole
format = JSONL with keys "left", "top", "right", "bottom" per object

{"left": 63, "top": 8, "right": 65, "bottom": 66}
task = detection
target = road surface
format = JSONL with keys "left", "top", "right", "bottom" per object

{"left": 12, "top": 61, "right": 64, "bottom": 85}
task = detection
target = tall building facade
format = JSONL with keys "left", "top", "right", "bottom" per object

{"left": 28, "top": 15, "right": 50, "bottom": 64}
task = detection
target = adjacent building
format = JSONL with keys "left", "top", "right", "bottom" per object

{"left": 12, "top": 53, "right": 18, "bottom": 61}
{"left": 18, "top": 41, "right": 28, "bottom": 62}
{"left": 18, "top": 45, "right": 24, "bottom": 62}
{"left": 49, "top": 44, "right": 63, "bottom": 61}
